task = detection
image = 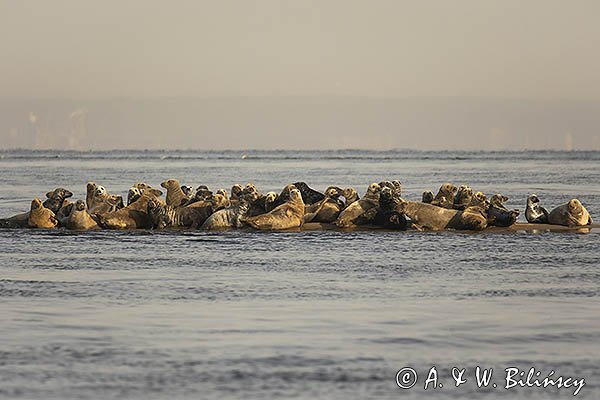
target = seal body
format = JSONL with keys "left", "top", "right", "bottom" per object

{"left": 374, "top": 187, "right": 407, "bottom": 230}
{"left": 453, "top": 186, "right": 473, "bottom": 210}
{"left": 67, "top": 200, "right": 99, "bottom": 230}
{"left": 201, "top": 199, "right": 251, "bottom": 230}
{"left": 28, "top": 198, "right": 58, "bottom": 229}
{"left": 525, "top": 194, "right": 549, "bottom": 224}
{"left": 147, "top": 198, "right": 212, "bottom": 229}
{"left": 304, "top": 187, "right": 343, "bottom": 223}
{"left": 97, "top": 193, "right": 156, "bottom": 229}
{"left": 399, "top": 200, "right": 487, "bottom": 231}
{"left": 335, "top": 183, "right": 381, "bottom": 227}
{"left": 242, "top": 189, "right": 305, "bottom": 230}
{"left": 548, "top": 199, "right": 593, "bottom": 227}
{"left": 292, "top": 182, "right": 325, "bottom": 205}
{"left": 161, "top": 179, "right": 190, "bottom": 207}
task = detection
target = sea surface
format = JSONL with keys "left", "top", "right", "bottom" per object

{"left": 0, "top": 149, "right": 598, "bottom": 400}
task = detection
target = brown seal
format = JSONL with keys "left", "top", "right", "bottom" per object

{"left": 241, "top": 188, "right": 305, "bottom": 230}
{"left": 431, "top": 183, "right": 457, "bottom": 208}
{"left": 161, "top": 179, "right": 190, "bottom": 207}
{"left": 548, "top": 199, "right": 593, "bottom": 227}
{"left": 304, "top": 187, "right": 343, "bottom": 223}
{"left": 28, "top": 198, "right": 58, "bottom": 229}
{"left": 66, "top": 200, "right": 99, "bottom": 230}
{"left": 334, "top": 183, "right": 381, "bottom": 227}
{"left": 97, "top": 193, "right": 157, "bottom": 229}
{"left": 397, "top": 199, "right": 487, "bottom": 231}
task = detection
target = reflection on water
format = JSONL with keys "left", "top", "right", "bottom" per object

{"left": 0, "top": 150, "right": 598, "bottom": 399}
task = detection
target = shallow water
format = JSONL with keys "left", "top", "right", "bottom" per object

{"left": 0, "top": 150, "right": 599, "bottom": 399}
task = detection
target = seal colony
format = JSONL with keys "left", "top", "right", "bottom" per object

{"left": 0, "top": 179, "right": 595, "bottom": 233}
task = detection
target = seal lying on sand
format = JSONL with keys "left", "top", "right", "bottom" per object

{"left": 88, "top": 185, "right": 124, "bottom": 215}
{"left": 0, "top": 187, "right": 73, "bottom": 228}
{"left": 147, "top": 197, "right": 212, "bottom": 229}
{"left": 66, "top": 200, "right": 99, "bottom": 230}
{"left": 241, "top": 188, "right": 305, "bottom": 230}
{"left": 334, "top": 183, "right": 381, "bottom": 227}
{"left": 201, "top": 196, "right": 252, "bottom": 230}
{"left": 28, "top": 198, "right": 58, "bottom": 229}
{"left": 525, "top": 194, "right": 549, "bottom": 224}
{"left": 304, "top": 187, "right": 343, "bottom": 223}
{"left": 341, "top": 187, "right": 359, "bottom": 208}
{"left": 97, "top": 193, "right": 158, "bottom": 229}
{"left": 374, "top": 187, "right": 407, "bottom": 230}
{"left": 431, "top": 183, "right": 457, "bottom": 208}
{"left": 548, "top": 199, "right": 593, "bottom": 227}
{"left": 55, "top": 200, "right": 74, "bottom": 226}
{"left": 486, "top": 194, "right": 519, "bottom": 227}
{"left": 161, "top": 179, "right": 190, "bottom": 207}
{"left": 398, "top": 199, "right": 487, "bottom": 231}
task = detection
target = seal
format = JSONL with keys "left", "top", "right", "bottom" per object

{"left": 161, "top": 179, "right": 190, "bottom": 207}
{"left": 453, "top": 185, "right": 474, "bottom": 210}
{"left": 88, "top": 185, "right": 124, "bottom": 215}
{"left": 431, "top": 183, "right": 457, "bottom": 208}
{"left": 548, "top": 199, "right": 593, "bottom": 227}
{"left": 304, "top": 186, "right": 343, "bottom": 223}
{"left": 485, "top": 193, "right": 519, "bottom": 227}
{"left": 292, "top": 182, "right": 324, "bottom": 205}
{"left": 334, "top": 183, "right": 381, "bottom": 227}
{"left": 43, "top": 188, "right": 73, "bottom": 213}
{"left": 133, "top": 182, "right": 163, "bottom": 198}
{"left": 525, "top": 194, "right": 549, "bottom": 224}
{"left": 341, "top": 187, "right": 359, "bottom": 208}
{"left": 201, "top": 196, "right": 252, "bottom": 230}
{"left": 147, "top": 197, "right": 212, "bottom": 229}
{"left": 66, "top": 200, "right": 99, "bottom": 230}
{"left": 241, "top": 188, "right": 305, "bottom": 230}
{"left": 28, "top": 198, "right": 58, "bottom": 229}
{"left": 422, "top": 190, "right": 434, "bottom": 204}
{"left": 55, "top": 199, "right": 75, "bottom": 226}
{"left": 397, "top": 198, "right": 487, "bottom": 231}
{"left": 469, "top": 191, "right": 489, "bottom": 208}
{"left": 97, "top": 192, "right": 157, "bottom": 229}
{"left": 374, "top": 186, "right": 408, "bottom": 230}
{"left": 181, "top": 185, "right": 194, "bottom": 198}
{"left": 230, "top": 184, "right": 243, "bottom": 201}
{"left": 127, "top": 187, "right": 143, "bottom": 205}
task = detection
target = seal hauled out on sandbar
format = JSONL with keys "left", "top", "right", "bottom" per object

{"left": 66, "top": 200, "right": 99, "bottom": 230}
{"left": 334, "top": 183, "right": 380, "bottom": 227}
{"left": 241, "top": 188, "right": 305, "bottom": 230}
{"left": 161, "top": 179, "right": 190, "bottom": 207}
{"left": 548, "top": 199, "right": 593, "bottom": 227}
{"left": 28, "top": 198, "right": 58, "bottom": 229}
{"left": 397, "top": 198, "right": 487, "bottom": 231}
{"left": 525, "top": 194, "right": 549, "bottom": 224}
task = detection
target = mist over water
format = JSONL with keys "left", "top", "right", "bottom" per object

{"left": 0, "top": 150, "right": 598, "bottom": 399}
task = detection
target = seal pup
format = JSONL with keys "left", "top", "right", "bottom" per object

{"left": 374, "top": 187, "right": 408, "bottom": 230}
{"left": 334, "top": 183, "right": 381, "bottom": 227}
{"left": 292, "top": 182, "right": 325, "bottom": 205}
{"left": 431, "top": 183, "right": 457, "bottom": 208}
{"left": 453, "top": 186, "right": 474, "bottom": 210}
{"left": 147, "top": 198, "right": 212, "bottom": 229}
{"left": 397, "top": 198, "right": 487, "bottom": 231}
{"left": 28, "top": 198, "right": 58, "bottom": 229}
{"left": 161, "top": 179, "right": 190, "bottom": 207}
{"left": 241, "top": 188, "right": 305, "bottom": 230}
{"left": 66, "top": 200, "right": 99, "bottom": 230}
{"left": 525, "top": 194, "right": 549, "bottom": 224}
{"left": 422, "top": 190, "right": 434, "bottom": 204}
{"left": 303, "top": 187, "right": 343, "bottom": 223}
{"left": 548, "top": 199, "right": 593, "bottom": 227}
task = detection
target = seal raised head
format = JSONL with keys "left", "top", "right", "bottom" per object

{"left": 303, "top": 186, "right": 343, "bottom": 223}
{"left": 422, "top": 190, "right": 434, "bottom": 204}
{"left": 161, "top": 179, "right": 190, "bottom": 207}
{"left": 453, "top": 185, "right": 474, "bottom": 210}
{"left": 431, "top": 183, "right": 457, "bottom": 208}
{"left": 374, "top": 186, "right": 407, "bottom": 230}
{"left": 525, "top": 194, "right": 549, "bottom": 224}
{"left": 28, "top": 198, "right": 58, "bottom": 229}
{"left": 548, "top": 199, "right": 593, "bottom": 227}
{"left": 66, "top": 200, "right": 99, "bottom": 230}
{"left": 334, "top": 183, "right": 381, "bottom": 227}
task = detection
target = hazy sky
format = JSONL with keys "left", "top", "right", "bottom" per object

{"left": 1, "top": 0, "right": 599, "bottom": 99}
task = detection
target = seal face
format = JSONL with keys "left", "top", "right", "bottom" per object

{"left": 374, "top": 187, "right": 407, "bottom": 230}
{"left": 341, "top": 187, "right": 359, "bottom": 209}
{"left": 241, "top": 188, "right": 305, "bottom": 230}
{"left": 66, "top": 200, "right": 99, "bottom": 230}
{"left": 43, "top": 188, "right": 73, "bottom": 213}
{"left": 422, "top": 191, "right": 434, "bottom": 204}
{"left": 453, "top": 186, "right": 473, "bottom": 210}
{"left": 548, "top": 198, "right": 593, "bottom": 227}
{"left": 28, "top": 198, "right": 58, "bottom": 229}
{"left": 525, "top": 194, "right": 549, "bottom": 224}
{"left": 181, "top": 185, "right": 194, "bottom": 198}
{"left": 431, "top": 183, "right": 457, "bottom": 208}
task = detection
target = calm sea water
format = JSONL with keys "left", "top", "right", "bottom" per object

{"left": 0, "top": 150, "right": 599, "bottom": 400}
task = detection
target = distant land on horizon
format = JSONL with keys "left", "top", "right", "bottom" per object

{"left": 1, "top": 96, "right": 599, "bottom": 151}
